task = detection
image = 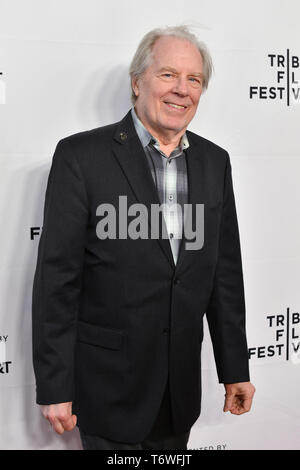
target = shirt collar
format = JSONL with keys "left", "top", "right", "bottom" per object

{"left": 131, "top": 107, "right": 189, "bottom": 153}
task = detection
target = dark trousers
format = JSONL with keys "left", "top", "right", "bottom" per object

{"left": 79, "top": 377, "right": 191, "bottom": 450}
{"left": 79, "top": 429, "right": 190, "bottom": 450}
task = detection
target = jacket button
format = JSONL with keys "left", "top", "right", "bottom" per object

{"left": 173, "top": 278, "right": 180, "bottom": 285}
{"left": 163, "top": 328, "right": 170, "bottom": 334}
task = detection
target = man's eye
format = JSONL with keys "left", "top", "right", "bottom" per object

{"left": 162, "top": 73, "right": 173, "bottom": 78}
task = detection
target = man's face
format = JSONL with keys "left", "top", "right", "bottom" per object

{"left": 132, "top": 36, "right": 204, "bottom": 138}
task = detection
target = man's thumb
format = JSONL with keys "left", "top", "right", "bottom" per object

{"left": 72, "top": 414, "right": 77, "bottom": 427}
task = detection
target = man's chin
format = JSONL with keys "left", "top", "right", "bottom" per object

{"left": 159, "top": 119, "right": 188, "bottom": 134}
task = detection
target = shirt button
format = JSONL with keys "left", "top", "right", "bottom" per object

{"left": 170, "top": 233, "right": 174, "bottom": 239}
{"left": 168, "top": 195, "right": 174, "bottom": 201}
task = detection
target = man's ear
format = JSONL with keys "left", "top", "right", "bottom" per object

{"left": 131, "top": 77, "right": 140, "bottom": 98}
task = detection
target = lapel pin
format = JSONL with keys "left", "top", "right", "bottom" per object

{"left": 120, "top": 132, "right": 127, "bottom": 141}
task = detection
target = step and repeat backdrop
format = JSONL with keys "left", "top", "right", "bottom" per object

{"left": 0, "top": 0, "right": 299, "bottom": 450}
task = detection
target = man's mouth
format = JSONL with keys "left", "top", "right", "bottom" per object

{"left": 164, "top": 102, "right": 187, "bottom": 110}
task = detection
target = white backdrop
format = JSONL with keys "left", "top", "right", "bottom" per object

{"left": 0, "top": 0, "right": 299, "bottom": 450}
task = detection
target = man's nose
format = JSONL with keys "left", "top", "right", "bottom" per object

{"left": 172, "top": 77, "right": 189, "bottom": 96}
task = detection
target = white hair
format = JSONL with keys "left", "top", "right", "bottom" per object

{"left": 129, "top": 25, "right": 213, "bottom": 104}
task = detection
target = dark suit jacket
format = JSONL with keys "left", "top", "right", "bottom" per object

{"left": 32, "top": 110, "right": 250, "bottom": 444}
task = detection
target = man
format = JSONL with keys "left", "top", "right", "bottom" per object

{"left": 32, "top": 25, "right": 255, "bottom": 450}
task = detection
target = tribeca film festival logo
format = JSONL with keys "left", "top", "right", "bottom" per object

{"left": 250, "top": 50, "right": 300, "bottom": 106}
{"left": 31, "top": 197, "right": 205, "bottom": 251}
{"left": 249, "top": 307, "right": 300, "bottom": 364}
{"left": 0, "top": 334, "right": 11, "bottom": 374}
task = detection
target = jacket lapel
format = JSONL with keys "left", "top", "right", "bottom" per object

{"left": 112, "top": 111, "right": 175, "bottom": 269}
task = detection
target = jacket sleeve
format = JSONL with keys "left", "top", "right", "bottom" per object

{"left": 32, "top": 138, "right": 89, "bottom": 404}
{"left": 205, "top": 152, "right": 250, "bottom": 384}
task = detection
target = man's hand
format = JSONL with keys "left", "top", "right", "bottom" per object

{"left": 40, "top": 402, "right": 77, "bottom": 434}
{"left": 223, "top": 382, "right": 255, "bottom": 415}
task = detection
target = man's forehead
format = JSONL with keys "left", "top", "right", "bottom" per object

{"left": 152, "top": 36, "right": 200, "bottom": 53}
{"left": 149, "top": 37, "right": 203, "bottom": 65}
{"left": 148, "top": 54, "right": 203, "bottom": 75}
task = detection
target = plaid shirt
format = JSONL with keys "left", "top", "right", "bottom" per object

{"left": 131, "top": 107, "right": 189, "bottom": 264}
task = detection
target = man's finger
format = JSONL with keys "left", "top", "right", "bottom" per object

{"left": 49, "top": 417, "right": 65, "bottom": 435}
{"left": 242, "top": 398, "right": 253, "bottom": 412}
{"left": 60, "top": 414, "right": 77, "bottom": 431}
{"left": 237, "top": 398, "right": 253, "bottom": 414}
{"left": 229, "top": 397, "right": 253, "bottom": 415}
{"left": 223, "top": 394, "right": 234, "bottom": 412}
